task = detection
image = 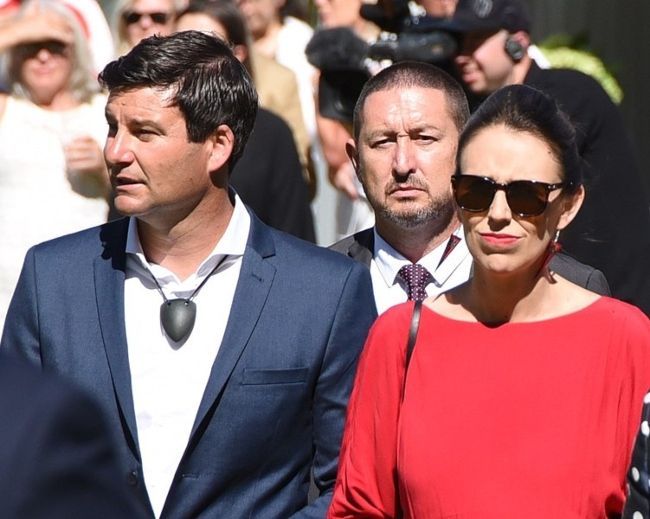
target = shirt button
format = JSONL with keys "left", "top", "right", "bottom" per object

{"left": 126, "top": 470, "right": 139, "bottom": 486}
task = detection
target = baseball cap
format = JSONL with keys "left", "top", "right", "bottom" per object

{"left": 451, "top": 0, "right": 531, "bottom": 33}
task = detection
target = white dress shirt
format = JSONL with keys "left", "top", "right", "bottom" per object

{"left": 370, "top": 226, "right": 472, "bottom": 315}
{"left": 124, "top": 196, "right": 250, "bottom": 518}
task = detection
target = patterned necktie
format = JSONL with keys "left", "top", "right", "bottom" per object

{"left": 397, "top": 264, "right": 433, "bottom": 302}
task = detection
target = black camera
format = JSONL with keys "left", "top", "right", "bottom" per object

{"left": 306, "top": 1, "right": 459, "bottom": 123}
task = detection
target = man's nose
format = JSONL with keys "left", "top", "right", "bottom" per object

{"left": 392, "top": 138, "right": 416, "bottom": 176}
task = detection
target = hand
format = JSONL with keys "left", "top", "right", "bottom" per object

{"left": 63, "top": 136, "right": 109, "bottom": 194}
{"left": 0, "top": 6, "right": 74, "bottom": 52}
{"left": 329, "top": 162, "right": 360, "bottom": 200}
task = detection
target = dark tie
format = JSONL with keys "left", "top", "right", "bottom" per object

{"left": 398, "top": 264, "right": 433, "bottom": 302}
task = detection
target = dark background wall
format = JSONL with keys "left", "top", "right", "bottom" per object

{"left": 523, "top": 0, "right": 650, "bottom": 192}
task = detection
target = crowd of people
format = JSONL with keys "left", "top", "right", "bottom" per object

{"left": 1, "top": 0, "right": 650, "bottom": 517}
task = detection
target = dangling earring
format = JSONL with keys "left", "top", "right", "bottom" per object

{"left": 537, "top": 229, "right": 562, "bottom": 278}
{"left": 551, "top": 230, "right": 562, "bottom": 254}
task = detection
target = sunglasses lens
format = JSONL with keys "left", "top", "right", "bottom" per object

{"left": 150, "top": 12, "right": 169, "bottom": 23}
{"left": 506, "top": 181, "right": 547, "bottom": 216}
{"left": 124, "top": 12, "right": 168, "bottom": 24}
{"left": 453, "top": 176, "right": 496, "bottom": 212}
{"left": 124, "top": 11, "right": 141, "bottom": 24}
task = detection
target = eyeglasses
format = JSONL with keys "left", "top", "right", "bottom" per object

{"left": 122, "top": 10, "right": 170, "bottom": 25}
{"left": 18, "top": 40, "right": 70, "bottom": 59}
{"left": 451, "top": 174, "right": 568, "bottom": 217}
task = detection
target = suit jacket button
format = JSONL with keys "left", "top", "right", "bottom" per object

{"left": 126, "top": 470, "right": 138, "bottom": 486}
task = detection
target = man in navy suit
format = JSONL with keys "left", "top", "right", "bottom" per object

{"left": 0, "top": 353, "right": 147, "bottom": 518}
{"left": 1, "top": 31, "right": 375, "bottom": 518}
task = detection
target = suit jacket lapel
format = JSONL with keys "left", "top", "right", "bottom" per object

{"left": 349, "top": 228, "right": 374, "bottom": 267}
{"left": 190, "top": 214, "right": 276, "bottom": 438}
{"left": 94, "top": 220, "right": 141, "bottom": 458}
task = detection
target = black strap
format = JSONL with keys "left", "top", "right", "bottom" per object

{"left": 402, "top": 300, "right": 422, "bottom": 401}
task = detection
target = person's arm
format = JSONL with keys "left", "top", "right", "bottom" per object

{"left": 289, "top": 261, "right": 376, "bottom": 518}
{"left": 316, "top": 112, "right": 359, "bottom": 200}
{"left": 1, "top": 247, "right": 41, "bottom": 366}
{"left": 326, "top": 303, "right": 412, "bottom": 518}
{"left": 0, "top": 7, "right": 73, "bottom": 53}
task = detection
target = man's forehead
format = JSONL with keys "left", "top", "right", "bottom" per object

{"left": 106, "top": 86, "right": 176, "bottom": 116}
{"left": 361, "top": 87, "right": 451, "bottom": 125}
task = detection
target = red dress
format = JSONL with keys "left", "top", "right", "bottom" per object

{"left": 329, "top": 297, "right": 650, "bottom": 518}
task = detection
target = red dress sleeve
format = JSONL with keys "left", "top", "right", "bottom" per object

{"left": 328, "top": 303, "right": 414, "bottom": 519}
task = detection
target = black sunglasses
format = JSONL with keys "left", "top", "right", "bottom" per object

{"left": 18, "top": 40, "right": 69, "bottom": 58}
{"left": 451, "top": 174, "right": 568, "bottom": 217}
{"left": 123, "top": 10, "right": 170, "bottom": 25}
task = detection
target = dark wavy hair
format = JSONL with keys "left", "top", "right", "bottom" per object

{"left": 98, "top": 30, "right": 258, "bottom": 168}
{"left": 457, "top": 84, "right": 583, "bottom": 192}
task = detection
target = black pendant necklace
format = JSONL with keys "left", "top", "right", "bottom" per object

{"left": 147, "top": 255, "right": 228, "bottom": 343}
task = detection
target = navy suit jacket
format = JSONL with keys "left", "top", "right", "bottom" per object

{"left": 1, "top": 213, "right": 376, "bottom": 518}
{"left": 0, "top": 353, "right": 148, "bottom": 518}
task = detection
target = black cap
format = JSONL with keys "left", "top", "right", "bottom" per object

{"left": 451, "top": 0, "right": 531, "bottom": 33}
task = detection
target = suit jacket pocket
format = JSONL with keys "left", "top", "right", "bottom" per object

{"left": 241, "top": 367, "right": 308, "bottom": 385}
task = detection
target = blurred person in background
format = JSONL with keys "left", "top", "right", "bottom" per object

{"left": 450, "top": 0, "right": 650, "bottom": 315}
{"left": 179, "top": 0, "right": 312, "bottom": 195}
{"left": 311, "top": 0, "right": 379, "bottom": 240}
{"left": 0, "top": 0, "right": 109, "bottom": 329}
{"left": 112, "top": 0, "right": 183, "bottom": 55}
{"left": 238, "top": 0, "right": 318, "bottom": 155}
{"left": 176, "top": 0, "right": 315, "bottom": 241}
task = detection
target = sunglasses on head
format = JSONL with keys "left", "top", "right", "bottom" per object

{"left": 123, "top": 10, "right": 170, "bottom": 25}
{"left": 451, "top": 174, "right": 568, "bottom": 217}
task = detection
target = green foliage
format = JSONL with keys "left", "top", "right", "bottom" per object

{"left": 539, "top": 34, "right": 623, "bottom": 104}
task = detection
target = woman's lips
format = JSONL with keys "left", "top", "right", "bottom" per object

{"left": 479, "top": 233, "right": 520, "bottom": 246}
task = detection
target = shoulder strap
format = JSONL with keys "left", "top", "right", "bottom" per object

{"left": 406, "top": 300, "right": 422, "bottom": 367}
{"left": 402, "top": 300, "right": 422, "bottom": 401}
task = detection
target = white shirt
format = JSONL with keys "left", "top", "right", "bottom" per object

{"left": 370, "top": 226, "right": 472, "bottom": 315}
{"left": 124, "top": 196, "right": 250, "bottom": 518}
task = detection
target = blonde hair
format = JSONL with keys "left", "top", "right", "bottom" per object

{"left": 111, "top": 0, "right": 184, "bottom": 56}
{"left": 5, "top": 0, "right": 99, "bottom": 104}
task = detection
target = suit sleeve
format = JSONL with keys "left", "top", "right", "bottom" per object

{"left": 327, "top": 304, "right": 412, "bottom": 518}
{"left": 289, "top": 262, "right": 376, "bottom": 518}
{"left": 584, "top": 268, "right": 610, "bottom": 296}
{"left": 4, "top": 375, "right": 148, "bottom": 518}
{"left": 1, "top": 247, "right": 42, "bottom": 366}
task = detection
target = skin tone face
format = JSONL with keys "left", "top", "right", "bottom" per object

{"left": 314, "top": 0, "right": 363, "bottom": 28}
{"left": 174, "top": 14, "right": 248, "bottom": 63}
{"left": 458, "top": 124, "right": 581, "bottom": 276}
{"left": 104, "top": 87, "right": 217, "bottom": 226}
{"left": 17, "top": 19, "right": 74, "bottom": 107}
{"left": 175, "top": 13, "right": 228, "bottom": 41}
{"left": 124, "top": 0, "right": 175, "bottom": 48}
{"left": 454, "top": 29, "right": 516, "bottom": 95}
{"left": 237, "top": 0, "right": 281, "bottom": 39}
{"left": 347, "top": 86, "right": 460, "bottom": 235}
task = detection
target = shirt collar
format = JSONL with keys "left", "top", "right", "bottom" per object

{"left": 372, "top": 226, "right": 469, "bottom": 289}
{"left": 126, "top": 192, "right": 251, "bottom": 284}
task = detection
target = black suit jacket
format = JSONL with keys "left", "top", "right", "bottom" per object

{"left": 331, "top": 227, "right": 611, "bottom": 296}
{"left": 0, "top": 354, "right": 147, "bottom": 518}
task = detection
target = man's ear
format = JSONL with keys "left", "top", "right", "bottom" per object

{"left": 345, "top": 138, "right": 360, "bottom": 178}
{"left": 207, "top": 124, "right": 235, "bottom": 174}
{"left": 557, "top": 185, "right": 585, "bottom": 232}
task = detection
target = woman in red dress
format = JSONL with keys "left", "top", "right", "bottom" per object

{"left": 329, "top": 84, "right": 650, "bottom": 518}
